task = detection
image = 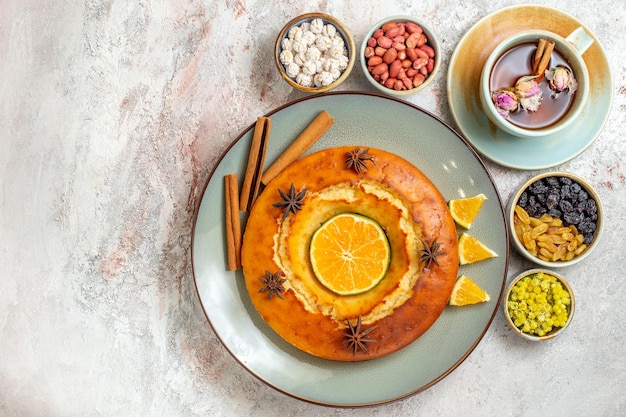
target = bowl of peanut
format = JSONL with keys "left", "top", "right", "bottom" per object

{"left": 508, "top": 172, "right": 603, "bottom": 268}
{"left": 275, "top": 13, "right": 355, "bottom": 93}
{"left": 504, "top": 269, "right": 575, "bottom": 341}
{"left": 360, "top": 15, "right": 440, "bottom": 96}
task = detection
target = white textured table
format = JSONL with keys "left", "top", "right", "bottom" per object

{"left": 1, "top": 1, "right": 625, "bottom": 415}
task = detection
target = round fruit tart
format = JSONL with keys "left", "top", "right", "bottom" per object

{"left": 241, "top": 146, "right": 459, "bottom": 361}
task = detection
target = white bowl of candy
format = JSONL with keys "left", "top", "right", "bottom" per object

{"left": 275, "top": 13, "right": 355, "bottom": 93}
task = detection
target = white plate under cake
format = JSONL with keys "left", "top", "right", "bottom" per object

{"left": 241, "top": 146, "right": 459, "bottom": 361}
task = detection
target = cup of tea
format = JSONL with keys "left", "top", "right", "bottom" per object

{"left": 479, "top": 27, "right": 593, "bottom": 138}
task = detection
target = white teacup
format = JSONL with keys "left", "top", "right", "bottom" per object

{"left": 480, "top": 27, "right": 593, "bottom": 138}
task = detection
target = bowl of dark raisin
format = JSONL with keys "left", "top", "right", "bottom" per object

{"left": 508, "top": 172, "right": 603, "bottom": 267}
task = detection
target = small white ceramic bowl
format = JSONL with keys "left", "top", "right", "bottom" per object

{"left": 360, "top": 15, "right": 441, "bottom": 96}
{"left": 503, "top": 268, "right": 575, "bottom": 341}
{"left": 507, "top": 171, "right": 603, "bottom": 268}
{"left": 275, "top": 13, "right": 355, "bottom": 93}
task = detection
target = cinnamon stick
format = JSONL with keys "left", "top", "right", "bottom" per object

{"left": 532, "top": 39, "right": 555, "bottom": 81}
{"left": 224, "top": 173, "right": 242, "bottom": 270}
{"left": 239, "top": 116, "right": 271, "bottom": 212}
{"left": 261, "top": 110, "right": 334, "bottom": 186}
{"left": 532, "top": 38, "right": 547, "bottom": 75}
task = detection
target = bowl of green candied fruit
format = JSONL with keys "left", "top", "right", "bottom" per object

{"left": 504, "top": 269, "right": 575, "bottom": 341}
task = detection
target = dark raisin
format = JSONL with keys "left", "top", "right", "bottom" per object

{"left": 585, "top": 199, "right": 597, "bottom": 215}
{"left": 560, "top": 177, "right": 573, "bottom": 185}
{"left": 548, "top": 208, "right": 562, "bottom": 218}
{"left": 526, "top": 205, "right": 539, "bottom": 217}
{"left": 559, "top": 199, "right": 573, "bottom": 213}
{"left": 518, "top": 191, "right": 529, "bottom": 208}
{"left": 536, "top": 193, "right": 546, "bottom": 204}
{"left": 579, "top": 218, "right": 597, "bottom": 234}
{"left": 583, "top": 233, "right": 594, "bottom": 245}
{"left": 570, "top": 183, "right": 581, "bottom": 194}
{"left": 578, "top": 218, "right": 591, "bottom": 233}
{"left": 530, "top": 180, "right": 548, "bottom": 195}
{"left": 546, "top": 193, "right": 560, "bottom": 209}
{"left": 563, "top": 211, "right": 582, "bottom": 225}
{"left": 546, "top": 177, "right": 560, "bottom": 186}
{"left": 578, "top": 190, "right": 589, "bottom": 202}
{"left": 561, "top": 184, "right": 572, "bottom": 200}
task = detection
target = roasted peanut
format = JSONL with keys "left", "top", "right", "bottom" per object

{"left": 392, "top": 41, "right": 406, "bottom": 51}
{"left": 406, "top": 48, "right": 418, "bottom": 61}
{"left": 374, "top": 46, "right": 386, "bottom": 56}
{"left": 377, "top": 36, "right": 393, "bottom": 49}
{"left": 371, "top": 63, "right": 387, "bottom": 76}
{"left": 389, "top": 60, "right": 402, "bottom": 78}
{"left": 405, "top": 32, "right": 421, "bottom": 48}
{"left": 417, "top": 33, "right": 427, "bottom": 47}
{"left": 381, "top": 22, "right": 397, "bottom": 32}
{"left": 413, "top": 73, "right": 425, "bottom": 87}
{"left": 420, "top": 44, "right": 435, "bottom": 58}
{"left": 405, "top": 22, "right": 422, "bottom": 34}
{"left": 415, "top": 48, "right": 429, "bottom": 59}
{"left": 383, "top": 48, "right": 397, "bottom": 64}
{"left": 368, "top": 56, "right": 383, "bottom": 66}
{"left": 412, "top": 57, "right": 428, "bottom": 70}
{"left": 386, "top": 26, "right": 402, "bottom": 38}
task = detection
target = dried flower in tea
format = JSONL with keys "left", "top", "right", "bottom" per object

{"left": 515, "top": 75, "right": 543, "bottom": 112}
{"left": 491, "top": 89, "right": 520, "bottom": 117}
{"left": 545, "top": 65, "right": 578, "bottom": 96}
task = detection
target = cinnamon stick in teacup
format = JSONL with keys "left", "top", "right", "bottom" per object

{"left": 532, "top": 38, "right": 555, "bottom": 81}
{"left": 261, "top": 110, "right": 334, "bottom": 185}
{"left": 532, "top": 38, "right": 547, "bottom": 74}
{"left": 240, "top": 116, "right": 271, "bottom": 211}
{"left": 224, "top": 173, "right": 242, "bottom": 271}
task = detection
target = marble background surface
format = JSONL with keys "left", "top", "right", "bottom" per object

{"left": 1, "top": 0, "right": 624, "bottom": 416}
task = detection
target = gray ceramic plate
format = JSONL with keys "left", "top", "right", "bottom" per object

{"left": 192, "top": 92, "right": 509, "bottom": 406}
{"left": 447, "top": 5, "right": 613, "bottom": 170}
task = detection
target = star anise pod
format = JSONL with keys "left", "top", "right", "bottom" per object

{"left": 343, "top": 315, "right": 377, "bottom": 354}
{"left": 272, "top": 183, "right": 306, "bottom": 219}
{"left": 258, "top": 270, "right": 286, "bottom": 300}
{"left": 417, "top": 237, "right": 446, "bottom": 268}
{"left": 345, "top": 147, "right": 375, "bottom": 174}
